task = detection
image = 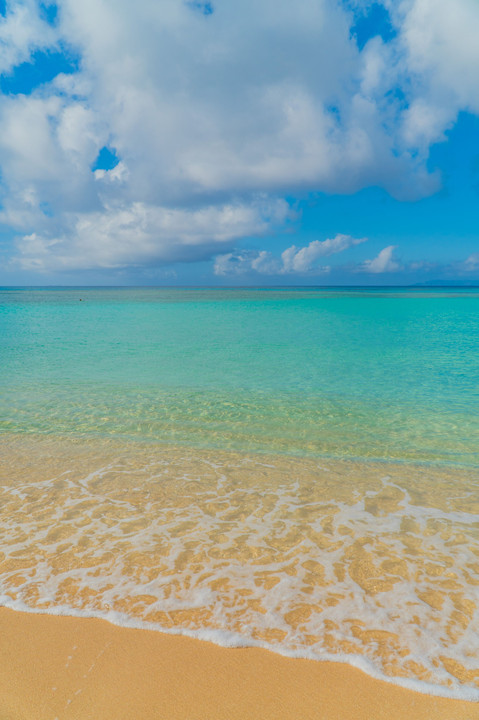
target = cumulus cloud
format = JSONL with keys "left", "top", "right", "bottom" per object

{"left": 15, "top": 198, "right": 290, "bottom": 271}
{"left": 359, "top": 245, "right": 401, "bottom": 273}
{"left": 214, "top": 234, "right": 364, "bottom": 276}
{"left": 214, "top": 250, "right": 281, "bottom": 277}
{"left": 0, "top": 92, "right": 107, "bottom": 228}
{"left": 94, "top": 161, "right": 129, "bottom": 183}
{"left": 0, "top": 0, "right": 478, "bottom": 273}
{"left": 281, "top": 234, "right": 366, "bottom": 272}
{"left": 394, "top": 0, "right": 479, "bottom": 115}
{"left": 0, "top": 0, "right": 57, "bottom": 74}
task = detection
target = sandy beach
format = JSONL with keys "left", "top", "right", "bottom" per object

{"left": 0, "top": 607, "right": 476, "bottom": 720}
{"left": 1, "top": 290, "right": 478, "bottom": 715}
{"left": 1, "top": 0, "right": 479, "bottom": 705}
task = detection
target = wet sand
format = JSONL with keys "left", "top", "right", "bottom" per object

{"left": 0, "top": 607, "right": 476, "bottom": 720}
{"left": 3, "top": 436, "right": 479, "bottom": 690}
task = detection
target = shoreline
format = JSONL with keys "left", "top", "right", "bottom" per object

{"left": 1, "top": 434, "right": 479, "bottom": 699}
{"left": 0, "top": 606, "right": 476, "bottom": 720}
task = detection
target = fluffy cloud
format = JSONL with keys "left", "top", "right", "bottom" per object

{"left": 0, "top": 0, "right": 478, "bottom": 273}
{"left": 0, "top": 0, "right": 57, "bottom": 73}
{"left": 213, "top": 250, "right": 281, "bottom": 277}
{"left": 281, "top": 234, "right": 366, "bottom": 272}
{"left": 395, "top": 0, "right": 479, "bottom": 119}
{"left": 15, "top": 198, "right": 290, "bottom": 271}
{"left": 359, "top": 245, "right": 401, "bottom": 273}
{"left": 214, "top": 234, "right": 365, "bottom": 276}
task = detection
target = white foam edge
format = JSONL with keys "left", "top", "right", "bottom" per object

{"left": 1, "top": 595, "right": 478, "bottom": 702}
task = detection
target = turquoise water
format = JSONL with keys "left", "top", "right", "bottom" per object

{"left": 1, "top": 286, "right": 478, "bottom": 466}
{"left": 2, "top": 287, "right": 479, "bottom": 696}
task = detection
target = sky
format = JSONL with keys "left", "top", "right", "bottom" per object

{"left": 0, "top": 0, "right": 478, "bottom": 286}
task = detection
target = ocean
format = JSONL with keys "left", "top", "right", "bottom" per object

{"left": 1, "top": 287, "right": 478, "bottom": 698}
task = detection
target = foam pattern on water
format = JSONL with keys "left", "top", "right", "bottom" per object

{"left": 1, "top": 436, "right": 479, "bottom": 698}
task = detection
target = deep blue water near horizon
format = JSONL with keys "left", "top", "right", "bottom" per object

{"left": 1, "top": 286, "right": 478, "bottom": 466}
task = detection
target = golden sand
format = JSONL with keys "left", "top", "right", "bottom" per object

{"left": 1, "top": 435, "right": 479, "bottom": 693}
{"left": 0, "top": 607, "right": 476, "bottom": 720}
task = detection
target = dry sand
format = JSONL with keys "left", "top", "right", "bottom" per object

{"left": 0, "top": 607, "right": 477, "bottom": 719}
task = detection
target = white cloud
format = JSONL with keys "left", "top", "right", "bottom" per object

{"left": 281, "top": 234, "right": 366, "bottom": 272}
{"left": 359, "top": 245, "right": 401, "bottom": 273}
{"left": 214, "top": 234, "right": 364, "bottom": 276}
{"left": 214, "top": 251, "right": 278, "bottom": 277}
{"left": 0, "top": 93, "right": 107, "bottom": 226}
{"left": 396, "top": 0, "right": 479, "bottom": 111}
{"left": 94, "top": 161, "right": 129, "bottom": 183}
{"left": 0, "top": 1, "right": 57, "bottom": 74}
{"left": 383, "top": 0, "right": 479, "bottom": 150}
{"left": 0, "top": 0, "right": 478, "bottom": 272}
{"left": 14, "top": 198, "right": 290, "bottom": 271}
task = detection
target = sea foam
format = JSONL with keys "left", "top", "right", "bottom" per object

{"left": 1, "top": 435, "right": 478, "bottom": 700}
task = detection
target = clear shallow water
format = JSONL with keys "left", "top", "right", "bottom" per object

{"left": 1, "top": 287, "right": 479, "bottom": 698}
{"left": 1, "top": 287, "right": 478, "bottom": 464}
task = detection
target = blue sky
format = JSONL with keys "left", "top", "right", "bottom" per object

{"left": 0, "top": 0, "right": 478, "bottom": 286}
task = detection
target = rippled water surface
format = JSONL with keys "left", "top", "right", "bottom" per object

{"left": 1, "top": 287, "right": 478, "bottom": 697}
